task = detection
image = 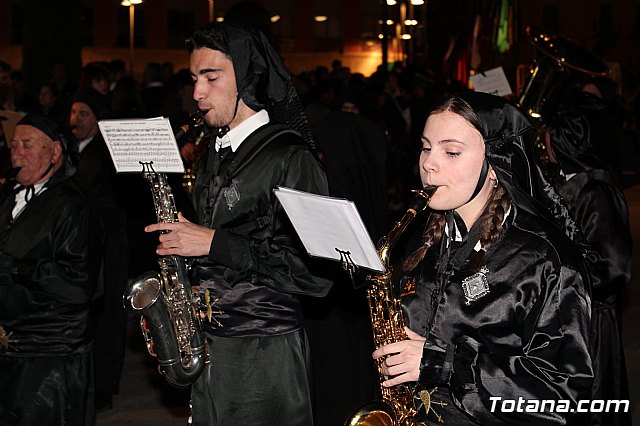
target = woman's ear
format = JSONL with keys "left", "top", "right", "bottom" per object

{"left": 488, "top": 166, "right": 497, "bottom": 182}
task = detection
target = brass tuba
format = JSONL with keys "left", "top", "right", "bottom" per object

{"left": 518, "top": 25, "right": 609, "bottom": 120}
{"left": 346, "top": 187, "right": 437, "bottom": 426}
{"left": 517, "top": 26, "right": 609, "bottom": 162}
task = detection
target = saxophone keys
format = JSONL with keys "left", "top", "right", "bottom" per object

{"left": 205, "top": 289, "right": 213, "bottom": 322}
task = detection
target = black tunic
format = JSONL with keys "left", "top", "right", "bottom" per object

{"left": 189, "top": 124, "right": 331, "bottom": 426}
{"left": 556, "top": 169, "right": 632, "bottom": 426}
{"left": 0, "top": 172, "right": 99, "bottom": 425}
{"left": 546, "top": 90, "right": 633, "bottom": 426}
{"left": 403, "top": 206, "right": 593, "bottom": 425}
{"left": 193, "top": 125, "right": 331, "bottom": 336}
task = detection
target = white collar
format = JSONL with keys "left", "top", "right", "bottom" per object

{"left": 12, "top": 181, "right": 48, "bottom": 219}
{"left": 77, "top": 137, "right": 93, "bottom": 153}
{"left": 215, "top": 109, "right": 270, "bottom": 152}
{"left": 559, "top": 168, "right": 577, "bottom": 181}
{"left": 444, "top": 205, "right": 512, "bottom": 251}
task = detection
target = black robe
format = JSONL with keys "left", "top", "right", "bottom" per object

{"left": 403, "top": 206, "right": 593, "bottom": 425}
{"left": 556, "top": 169, "right": 632, "bottom": 426}
{"left": 0, "top": 171, "right": 100, "bottom": 425}
{"left": 189, "top": 124, "right": 332, "bottom": 426}
{"left": 73, "top": 132, "right": 130, "bottom": 405}
{"left": 192, "top": 125, "right": 332, "bottom": 336}
{"left": 304, "top": 111, "right": 388, "bottom": 425}
{"left": 546, "top": 90, "right": 633, "bottom": 426}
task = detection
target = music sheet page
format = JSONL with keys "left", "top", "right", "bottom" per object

{"left": 98, "top": 117, "right": 185, "bottom": 173}
{"left": 273, "top": 186, "right": 384, "bottom": 272}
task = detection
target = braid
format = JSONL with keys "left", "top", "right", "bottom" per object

{"left": 480, "top": 185, "right": 510, "bottom": 248}
{"left": 401, "top": 212, "right": 446, "bottom": 272}
{"left": 466, "top": 185, "right": 511, "bottom": 272}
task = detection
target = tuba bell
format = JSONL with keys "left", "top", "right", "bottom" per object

{"left": 517, "top": 26, "right": 610, "bottom": 163}
{"left": 518, "top": 25, "right": 610, "bottom": 120}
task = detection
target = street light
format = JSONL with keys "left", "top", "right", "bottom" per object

{"left": 121, "top": 0, "right": 144, "bottom": 74}
{"left": 382, "top": 0, "right": 424, "bottom": 67}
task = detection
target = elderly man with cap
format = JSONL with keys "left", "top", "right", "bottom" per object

{"left": 0, "top": 115, "right": 100, "bottom": 424}
{"left": 69, "top": 88, "right": 129, "bottom": 412}
{"left": 145, "top": 23, "right": 331, "bottom": 425}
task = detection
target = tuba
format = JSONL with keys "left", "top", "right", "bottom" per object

{"left": 123, "top": 119, "right": 210, "bottom": 388}
{"left": 518, "top": 26, "right": 609, "bottom": 119}
{"left": 346, "top": 187, "right": 438, "bottom": 426}
{"left": 517, "top": 26, "right": 610, "bottom": 161}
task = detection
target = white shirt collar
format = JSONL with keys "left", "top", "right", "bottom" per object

{"left": 444, "top": 205, "right": 512, "bottom": 251}
{"left": 77, "top": 137, "right": 93, "bottom": 153}
{"left": 12, "top": 181, "right": 48, "bottom": 219}
{"left": 215, "top": 109, "right": 270, "bottom": 152}
{"left": 559, "top": 168, "right": 577, "bottom": 181}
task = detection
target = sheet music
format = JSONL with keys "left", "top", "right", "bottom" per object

{"left": 98, "top": 117, "right": 185, "bottom": 173}
{"left": 273, "top": 186, "right": 384, "bottom": 272}
{"left": 469, "top": 66, "right": 513, "bottom": 97}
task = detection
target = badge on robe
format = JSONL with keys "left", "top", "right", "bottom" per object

{"left": 461, "top": 266, "right": 490, "bottom": 305}
{"left": 223, "top": 179, "right": 241, "bottom": 210}
{"left": 400, "top": 277, "right": 417, "bottom": 297}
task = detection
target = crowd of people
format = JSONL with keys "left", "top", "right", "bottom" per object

{"left": 0, "top": 17, "right": 638, "bottom": 426}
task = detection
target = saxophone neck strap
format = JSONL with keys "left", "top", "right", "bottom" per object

{"left": 226, "top": 123, "right": 301, "bottom": 180}
{"left": 204, "top": 124, "right": 302, "bottom": 230}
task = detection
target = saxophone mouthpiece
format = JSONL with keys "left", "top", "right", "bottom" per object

{"left": 423, "top": 185, "right": 438, "bottom": 197}
{"left": 408, "top": 186, "right": 437, "bottom": 213}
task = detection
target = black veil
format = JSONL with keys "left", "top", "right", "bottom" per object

{"left": 456, "top": 91, "right": 579, "bottom": 240}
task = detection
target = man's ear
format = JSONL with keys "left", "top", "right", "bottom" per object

{"left": 51, "top": 140, "right": 63, "bottom": 163}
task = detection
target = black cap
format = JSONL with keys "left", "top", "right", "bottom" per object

{"left": 72, "top": 88, "right": 110, "bottom": 120}
{"left": 15, "top": 114, "right": 76, "bottom": 176}
{"left": 17, "top": 114, "right": 63, "bottom": 142}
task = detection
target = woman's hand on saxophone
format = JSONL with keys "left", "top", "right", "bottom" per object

{"left": 145, "top": 212, "right": 215, "bottom": 257}
{"left": 373, "top": 327, "right": 425, "bottom": 387}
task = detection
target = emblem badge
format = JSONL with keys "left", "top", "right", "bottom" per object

{"left": 223, "top": 179, "right": 241, "bottom": 210}
{"left": 400, "top": 277, "right": 417, "bottom": 297}
{"left": 461, "top": 266, "right": 490, "bottom": 305}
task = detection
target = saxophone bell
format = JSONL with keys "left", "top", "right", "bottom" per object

{"left": 123, "top": 165, "right": 210, "bottom": 388}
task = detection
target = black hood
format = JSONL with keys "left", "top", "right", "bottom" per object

{"left": 457, "top": 91, "right": 579, "bottom": 240}
{"left": 544, "top": 91, "right": 613, "bottom": 174}
{"left": 206, "top": 23, "right": 315, "bottom": 149}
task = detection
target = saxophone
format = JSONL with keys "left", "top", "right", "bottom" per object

{"left": 346, "top": 187, "right": 437, "bottom": 426}
{"left": 123, "top": 163, "right": 209, "bottom": 388}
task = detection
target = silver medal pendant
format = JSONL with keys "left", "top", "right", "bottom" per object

{"left": 223, "top": 179, "right": 241, "bottom": 210}
{"left": 461, "top": 266, "right": 490, "bottom": 305}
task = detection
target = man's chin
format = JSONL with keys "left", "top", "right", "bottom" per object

{"left": 71, "top": 129, "right": 87, "bottom": 140}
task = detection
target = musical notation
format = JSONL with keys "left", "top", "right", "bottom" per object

{"left": 98, "top": 117, "right": 185, "bottom": 173}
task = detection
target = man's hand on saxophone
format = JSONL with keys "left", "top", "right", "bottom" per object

{"left": 145, "top": 212, "right": 215, "bottom": 257}
{"left": 372, "top": 327, "right": 426, "bottom": 387}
